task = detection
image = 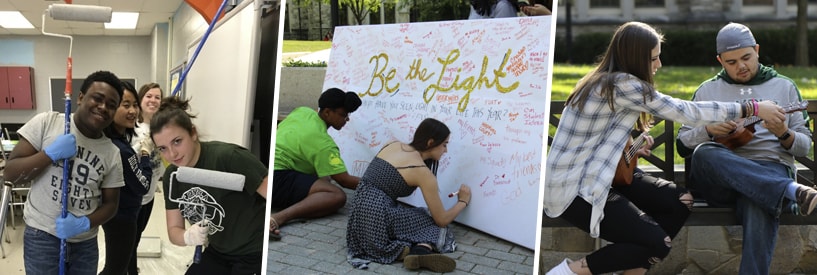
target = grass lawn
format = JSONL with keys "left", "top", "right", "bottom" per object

{"left": 551, "top": 65, "right": 817, "bottom": 100}
{"left": 549, "top": 64, "right": 817, "bottom": 166}
{"left": 282, "top": 40, "right": 332, "bottom": 53}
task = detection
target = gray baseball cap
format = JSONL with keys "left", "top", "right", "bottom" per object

{"left": 716, "top": 23, "right": 756, "bottom": 54}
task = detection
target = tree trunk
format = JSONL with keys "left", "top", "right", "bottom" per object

{"left": 795, "top": 0, "right": 809, "bottom": 66}
{"left": 331, "top": 0, "right": 340, "bottom": 30}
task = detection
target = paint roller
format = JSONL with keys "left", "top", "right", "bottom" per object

{"left": 168, "top": 167, "right": 246, "bottom": 264}
{"left": 171, "top": 0, "right": 230, "bottom": 97}
{"left": 40, "top": 4, "right": 111, "bottom": 275}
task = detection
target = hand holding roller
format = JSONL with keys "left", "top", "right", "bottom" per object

{"left": 183, "top": 219, "right": 209, "bottom": 246}
{"left": 169, "top": 167, "right": 246, "bottom": 264}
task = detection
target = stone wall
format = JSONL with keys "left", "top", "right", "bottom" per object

{"left": 539, "top": 225, "right": 817, "bottom": 274}
{"left": 278, "top": 67, "right": 326, "bottom": 115}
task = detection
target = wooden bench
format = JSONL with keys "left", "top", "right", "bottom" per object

{"left": 542, "top": 99, "right": 817, "bottom": 227}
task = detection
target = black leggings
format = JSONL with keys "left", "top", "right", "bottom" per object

{"left": 129, "top": 199, "right": 155, "bottom": 274}
{"left": 559, "top": 170, "right": 691, "bottom": 273}
{"left": 184, "top": 247, "right": 261, "bottom": 275}
{"left": 99, "top": 216, "right": 138, "bottom": 275}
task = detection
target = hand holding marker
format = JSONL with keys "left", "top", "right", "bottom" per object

{"left": 449, "top": 184, "right": 472, "bottom": 207}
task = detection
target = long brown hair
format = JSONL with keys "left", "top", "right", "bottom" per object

{"left": 566, "top": 21, "right": 662, "bottom": 131}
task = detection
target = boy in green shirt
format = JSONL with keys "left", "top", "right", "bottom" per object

{"left": 271, "top": 88, "right": 362, "bottom": 240}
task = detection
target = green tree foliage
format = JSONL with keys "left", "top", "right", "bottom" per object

{"left": 340, "top": 0, "right": 394, "bottom": 25}
{"left": 401, "top": 0, "right": 471, "bottom": 22}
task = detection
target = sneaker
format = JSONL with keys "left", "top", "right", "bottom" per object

{"left": 403, "top": 245, "right": 456, "bottom": 273}
{"left": 403, "top": 254, "right": 456, "bottom": 273}
{"left": 789, "top": 202, "right": 802, "bottom": 216}
{"left": 546, "top": 258, "right": 578, "bottom": 275}
{"left": 796, "top": 186, "right": 817, "bottom": 216}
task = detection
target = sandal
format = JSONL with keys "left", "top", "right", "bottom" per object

{"left": 679, "top": 192, "right": 695, "bottom": 211}
{"left": 269, "top": 216, "right": 282, "bottom": 241}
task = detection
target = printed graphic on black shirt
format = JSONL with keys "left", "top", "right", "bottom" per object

{"left": 179, "top": 187, "right": 226, "bottom": 234}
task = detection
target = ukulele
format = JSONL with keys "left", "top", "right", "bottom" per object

{"left": 714, "top": 100, "right": 808, "bottom": 150}
{"left": 612, "top": 131, "right": 647, "bottom": 186}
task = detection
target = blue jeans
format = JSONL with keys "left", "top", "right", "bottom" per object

{"left": 690, "top": 143, "right": 790, "bottom": 275}
{"left": 24, "top": 226, "right": 99, "bottom": 275}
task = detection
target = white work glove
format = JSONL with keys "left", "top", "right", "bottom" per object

{"left": 139, "top": 137, "right": 155, "bottom": 156}
{"left": 183, "top": 220, "right": 209, "bottom": 246}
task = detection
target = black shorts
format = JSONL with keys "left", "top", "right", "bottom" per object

{"left": 271, "top": 170, "right": 318, "bottom": 209}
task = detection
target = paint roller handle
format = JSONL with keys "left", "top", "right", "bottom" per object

{"left": 194, "top": 245, "right": 202, "bottom": 264}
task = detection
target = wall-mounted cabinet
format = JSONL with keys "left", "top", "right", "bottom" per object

{"left": 0, "top": 66, "right": 35, "bottom": 109}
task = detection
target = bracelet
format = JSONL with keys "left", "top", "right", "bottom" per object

{"left": 458, "top": 200, "right": 468, "bottom": 207}
{"left": 745, "top": 102, "right": 754, "bottom": 117}
{"left": 741, "top": 103, "right": 749, "bottom": 118}
{"left": 752, "top": 99, "right": 759, "bottom": 117}
{"left": 747, "top": 102, "right": 753, "bottom": 117}
{"left": 777, "top": 130, "right": 791, "bottom": 141}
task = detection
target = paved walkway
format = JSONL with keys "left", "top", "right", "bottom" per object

{"left": 267, "top": 188, "right": 536, "bottom": 274}
{"left": 281, "top": 49, "right": 331, "bottom": 64}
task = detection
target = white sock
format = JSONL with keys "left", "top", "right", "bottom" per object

{"left": 785, "top": 182, "right": 802, "bottom": 201}
{"left": 546, "top": 258, "right": 578, "bottom": 275}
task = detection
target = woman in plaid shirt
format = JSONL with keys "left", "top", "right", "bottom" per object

{"left": 543, "top": 22, "right": 785, "bottom": 275}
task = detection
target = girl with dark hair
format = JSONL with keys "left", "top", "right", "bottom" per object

{"left": 150, "top": 96, "right": 268, "bottom": 273}
{"left": 347, "top": 118, "right": 471, "bottom": 273}
{"left": 128, "top": 83, "right": 164, "bottom": 274}
{"left": 543, "top": 22, "right": 784, "bottom": 274}
{"left": 99, "top": 82, "right": 152, "bottom": 275}
{"left": 468, "top": 0, "right": 519, "bottom": 19}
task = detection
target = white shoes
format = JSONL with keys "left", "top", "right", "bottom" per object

{"left": 546, "top": 258, "right": 578, "bottom": 275}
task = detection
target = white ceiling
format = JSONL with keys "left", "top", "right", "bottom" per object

{"left": 0, "top": 0, "right": 185, "bottom": 36}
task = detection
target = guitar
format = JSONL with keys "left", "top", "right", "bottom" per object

{"left": 612, "top": 131, "right": 647, "bottom": 186}
{"left": 714, "top": 100, "right": 808, "bottom": 150}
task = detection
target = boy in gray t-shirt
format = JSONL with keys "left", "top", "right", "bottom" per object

{"left": 4, "top": 71, "right": 125, "bottom": 274}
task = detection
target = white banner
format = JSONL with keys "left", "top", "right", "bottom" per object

{"left": 324, "top": 16, "right": 552, "bottom": 249}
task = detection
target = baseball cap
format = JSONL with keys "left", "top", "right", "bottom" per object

{"left": 716, "top": 22, "right": 756, "bottom": 54}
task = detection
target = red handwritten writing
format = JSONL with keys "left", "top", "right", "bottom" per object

{"left": 479, "top": 122, "right": 496, "bottom": 136}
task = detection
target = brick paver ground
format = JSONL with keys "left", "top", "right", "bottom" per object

{"left": 267, "top": 188, "right": 536, "bottom": 274}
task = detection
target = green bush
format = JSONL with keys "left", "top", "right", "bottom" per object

{"left": 555, "top": 27, "right": 817, "bottom": 66}
{"left": 283, "top": 59, "right": 327, "bottom": 67}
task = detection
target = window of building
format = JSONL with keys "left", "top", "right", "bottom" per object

{"left": 590, "top": 0, "right": 619, "bottom": 7}
{"left": 744, "top": 0, "right": 773, "bottom": 5}
{"left": 635, "top": 0, "right": 664, "bottom": 7}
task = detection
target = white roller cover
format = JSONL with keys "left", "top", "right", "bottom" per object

{"left": 47, "top": 4, "right": 112, "bottom": 23}
{"left": 175, "top": 167, "right": 246, "bottom": 192}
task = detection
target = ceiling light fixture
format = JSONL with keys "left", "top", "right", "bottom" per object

{"left": 104, "top": 12, "right": 138, "bottom": 29}
{"left": 0, "top": 11, "right": 35, "bottom": 29}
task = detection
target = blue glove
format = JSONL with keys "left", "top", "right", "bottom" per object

{"left": 55, "top": 213, "right": 90, "bottom": 239}
{"left": 44, "top": 134, "right": 77, "bottom": 161}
